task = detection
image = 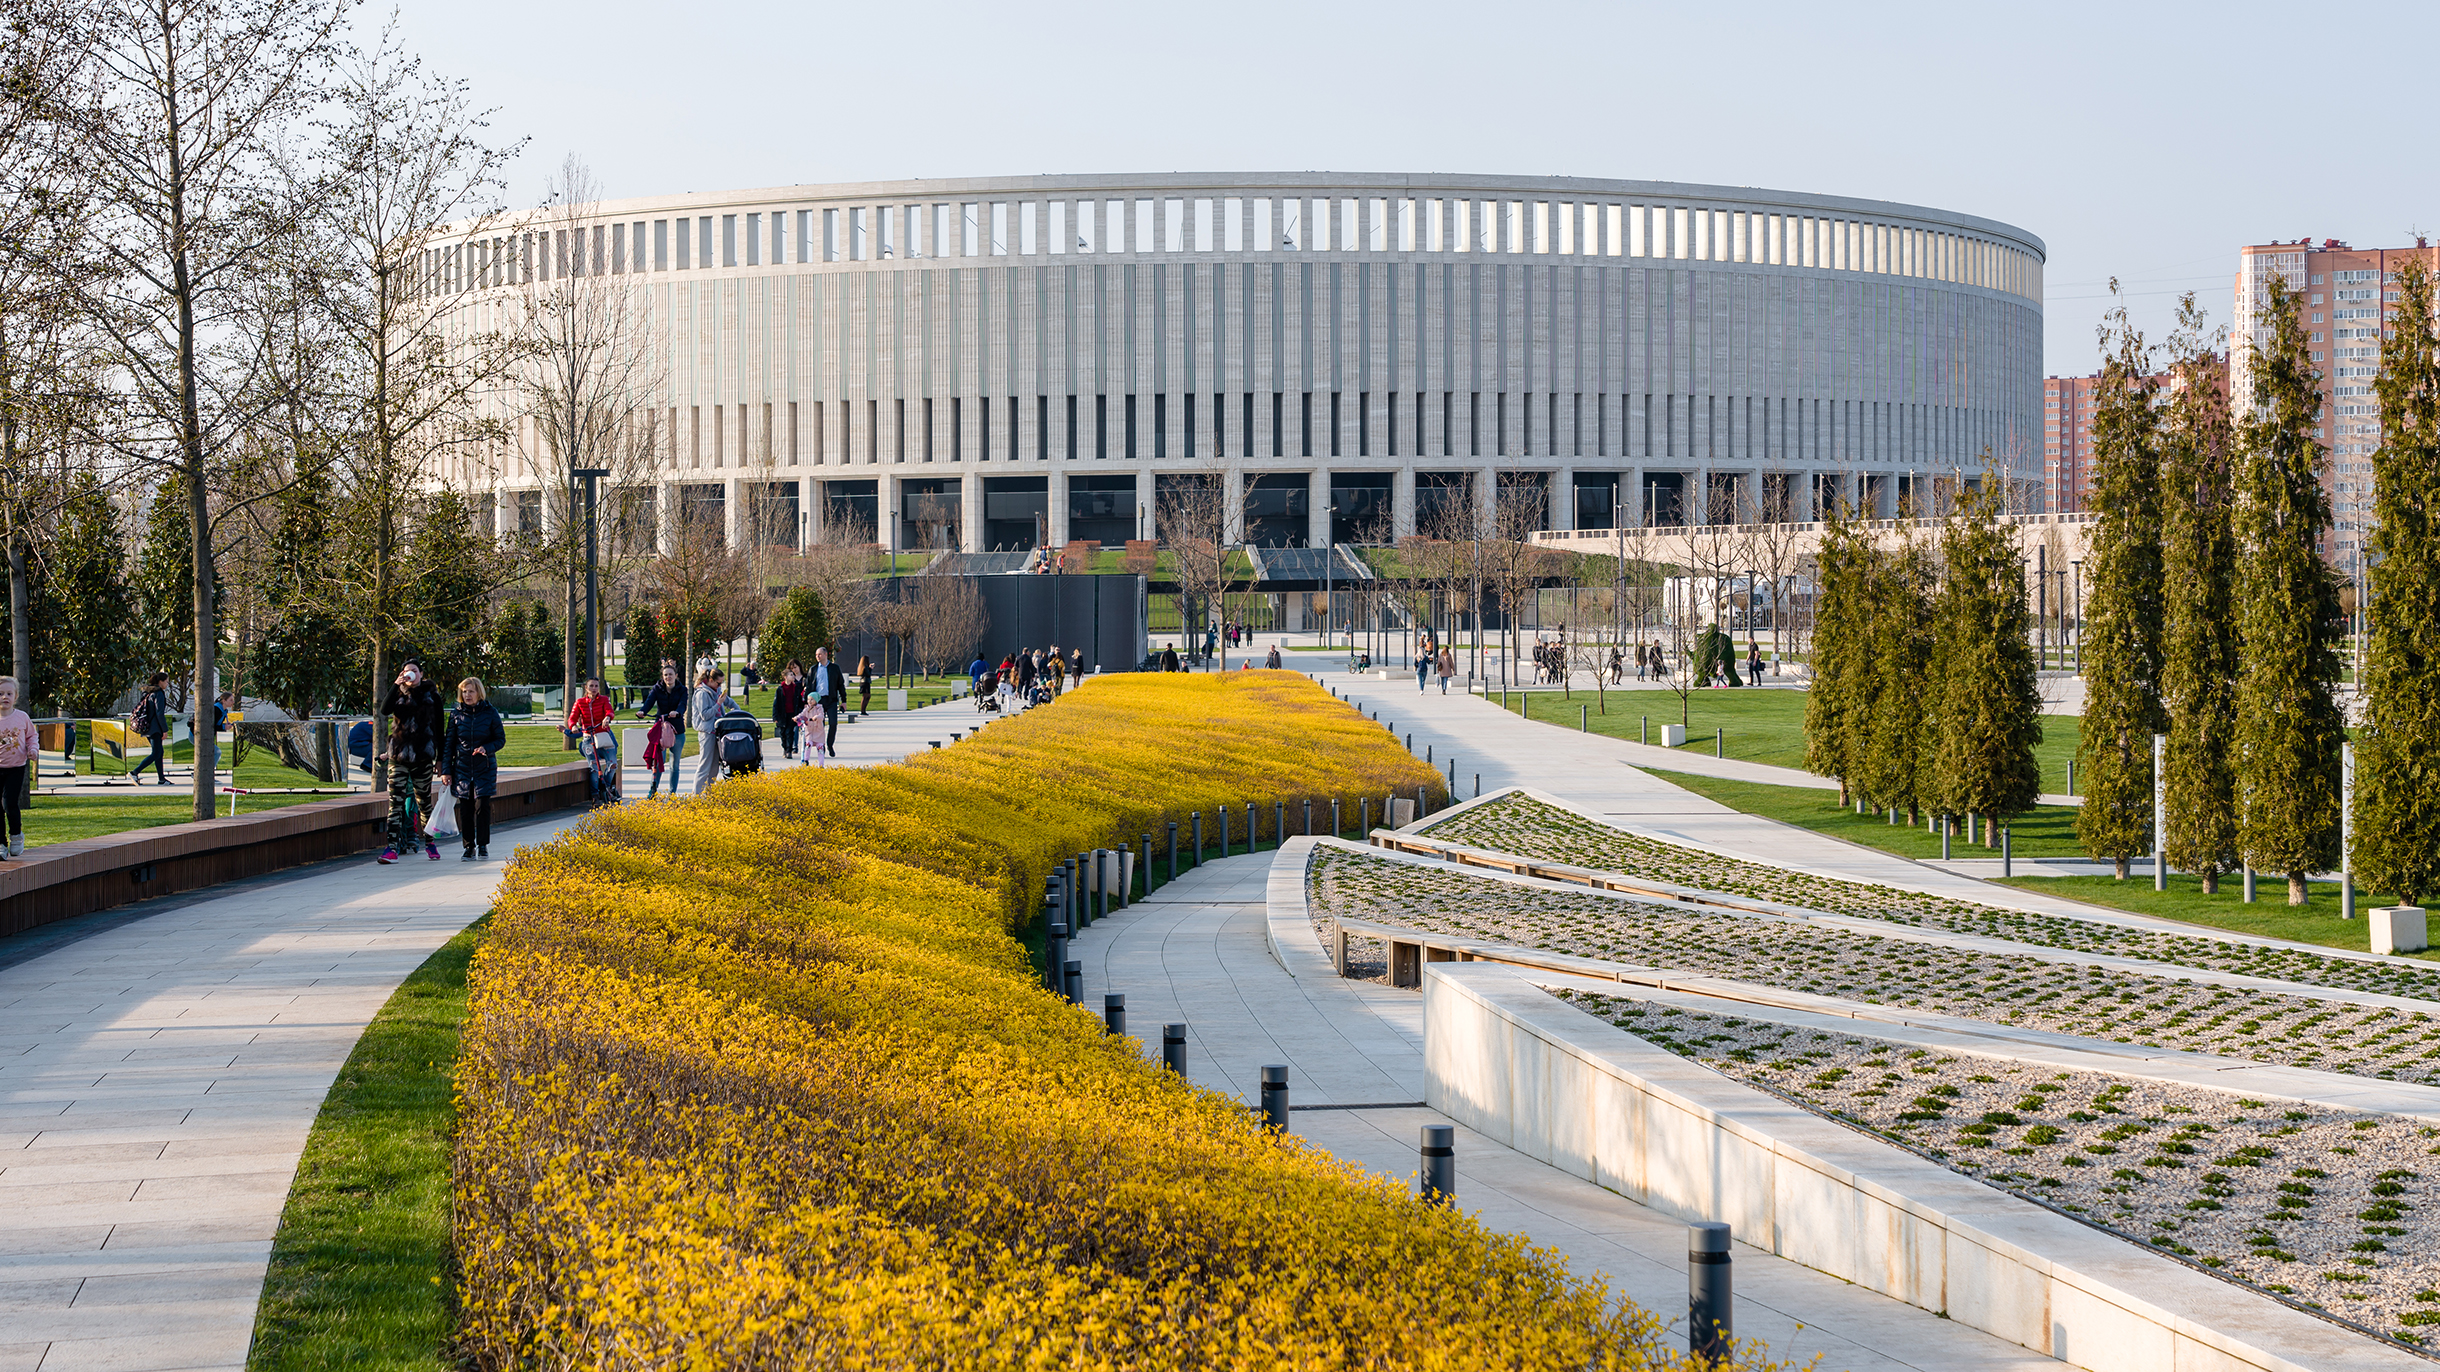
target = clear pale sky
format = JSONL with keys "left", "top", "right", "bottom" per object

{"left": 384, "top": 0, "right": 2438, "bottom": 379}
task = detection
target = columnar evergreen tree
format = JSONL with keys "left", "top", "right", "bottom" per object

{"left": 256, "top": 462, "right": 350, "bottom": 717}
{"left": 1802, "top": 496, "right": 1872, "bottom": 805}
{"left": 2353, "top": 258, "right": 2440, "bottom": 905}
{"left": 2158, "top": 295, "right": 2241, "bottom": 892}
{"left": 2234, "top": 276, "right": 2345, "bottom": 906}
{"left": 51, "top": 472, "right": 141, "bottom": 717}
{"left": 1859, "top": 534, "right": 1936, "bottom": 822}
{"left": 408, "top": 490, "right": 492, "bottom": 689}
{"left": 487, "top": 602, "right": 531, "bottom": 686}
{"left": 527, "top": 602, "right": 564, "bottom": 686}
{"left": 2074, "top": 292, "right": 2167, "bottom": 878}
{"left": 130, "top": 476, "right": 192, "bottom": 691}
{"left": 1934, "top": 475, "right": 2043, "bottom": 835}
{"left": 621, "top": 600, "right": 663, "bottom": 687}
{"left": 755, "top": 587, "right": 830, "bottom": 682}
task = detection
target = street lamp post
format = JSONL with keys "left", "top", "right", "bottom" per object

{"left": 571, "top": 467, "right": 610, "bottom": 686}
{"left": 2070, "top": 559, "right": 2083, "bottom": 672}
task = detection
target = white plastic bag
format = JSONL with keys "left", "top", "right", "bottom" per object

{"left": 424, "top": 796, "right": 460, "bottom": 839}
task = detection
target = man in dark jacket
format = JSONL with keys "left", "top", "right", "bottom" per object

{"left": 1158, "top": 643, "right": 1180, "bottom": 673}
{"left": 806, "top": 648, "right": 847, "bottom": 756}
{"left": 636, "top": 659, "right": 689, "bottom": 796}
{"left": 378, "top": 662, "right": 446, "bottom": 863}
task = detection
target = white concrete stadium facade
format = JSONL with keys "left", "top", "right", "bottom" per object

{"left": 430, "top": 172, "right": 2045, "bottom": 554}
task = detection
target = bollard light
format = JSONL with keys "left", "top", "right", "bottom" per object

{"left": 1140, "top": 833, "right": 1153, "bottom": 899}
{"left": 1304, "top": 799, "right": 1313, "bottom": 836}
{"left": 1259, "top": 1064, "right": 1289, "bottom": 1133}
{"left": 1689, "top": 1221, "right": 1733, "bottom": 1364}
{"left": 1046, "top": 922, "right": 1069, "bottom": 994}
{"left": 1192, "top": 811, "right": 1203, "bottom": 865}
{"left": 1218, "top": 806, "right": 1231, "bottom": 857}
{"left": 1245, "top": 802, "right": 1256, "bottom": 854}
{"left": 1062, "top": 958, "right": 1083, "bottom": 1004}
{"left": 1103, "top": 992, "right": 1125, "bottom": 1036}
{"left": 1420, "top": 1124, "right": 1455, "bottom": 1206}
{"left": 1275, "top": 800, "right": 1285, "bottom": 844}
{"left": 1167, "top": 821, "right": 1178, "bottom": 883}
{"left": 1331, "top": 798, "right": 1341, "bottom": 837}
{"left": 1162, "top": 1022, "right": 1187, "bottom": 1074}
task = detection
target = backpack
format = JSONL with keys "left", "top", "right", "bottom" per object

{"left": 133, "top": 692, "right": 161, "bottom": 736}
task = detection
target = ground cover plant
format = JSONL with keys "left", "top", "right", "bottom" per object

{"left": 456, "top": 673, "right": 1768, "bottom": 1369}
{"left": 1308, "top": 848, "right": 2440, "bottom": 1083}
{"left": 1560, "top": 991, "right": 2440, "bottom": 1349}
{"left": 1424, "top": 792, "right": 2440, "bottom": 993}
{"left": 1632, "top": 767, "right": 2090, "bottom": 860}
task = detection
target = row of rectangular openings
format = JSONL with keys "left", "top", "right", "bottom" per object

{"left": 420, "top": 201, "right": 2038, "bottom": 299}
{"left": 595, "top": 392, "right": 1977, "bottom": 476}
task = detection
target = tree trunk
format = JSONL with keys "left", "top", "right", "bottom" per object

{"left": 187, "top": 466, "right": 215, "bottom": 821}
{"left": 2287, "top": 872, "right": 2310, "bottom": 906}
{"left": 2114, "top": 854, "right": 2128, "bottom": 881}
{"left": 9, "top": 535, "right": 28, "bottom": 702}
{"left": 2199, "top": 868, "right": 2219, "bottom": 895}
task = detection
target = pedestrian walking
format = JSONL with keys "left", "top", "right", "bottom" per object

{"left": 1159, "top": 642, "right": 1181, "bottom": 673}
{"left": 855, "top": 654, "right": 875, "bottom": 714}
{"left": 969, "top": 653, "right": 990, "bottom": 709}
{"left": 377, "top": 661, "right": 445, "bottom": 864}
{"left": 773, "top": 662, "right": 806, "bottom": 759}
{"left": 566, "top": 677, "right": 618, "bottom": 801}
{"left": 1046, "top": 644, "right": 1066, "bottom": 695}
{"left": 691, "top": 668, "right": 736, "bottom": 795}
{"left": 1415, "top": 647, "right": 1430, "bottom": 692}
{"left": 1264, "top": 644, "right": 1281, "bottom": 671}
{"left": 807, "top": 647, "right": 846, "bottom": 756}
{"left": 636, "top": 660, "right": 689, "bottom": 797}
{"left": 1435, "top": 645, "right": 1455, "bottom": 693}
{"left": 0, "top": 677, "right": 34, "bottom": 858}
{"left": 437, "top": 677, "right": 505, "bottom": 861}
{"left": 129, "top": 672, "right": 170, "bottom": 784}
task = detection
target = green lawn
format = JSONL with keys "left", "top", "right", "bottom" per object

{"left": 1511, "top": 684, "right": 2087, "bottom": 796}
{"left": 17, "top": 791, "right": 332, "bottom": 848}
{"left": 1998, "top": 872, "right": 2440, "bottom": 962}
{"left": 1646, "top": 767, "right": 2088, "bottom": 860}
{"left": 247, "top": 919, "right": 482, "bottom": 1371}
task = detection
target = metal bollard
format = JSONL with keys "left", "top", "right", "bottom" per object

{"left": 1581, "top": 704, "right": 1588, "bottom": 732}
{"left": 1420, "top": 1124, "right": 1456, "bottom": 1206}
{"left": 1447, "top": 757, "right": 1456, "bottom": 791}
{"left": 1062, "top": 959, "right": 1083, "bottom": 1004}
{"left": 1259, "top": 1064, "right": 1289, "bottom": 1133}
{"left": 1245, "top": 803, "right": 1256, "bottom": 853}
{"left": 1715, "top": 728, "right": 1723, "bottom": 759}
{"left": 1942, "top": 815, "right": 1952, "bottom": 861}
{"left": 1689, "top": 1221, "right": 1733, "bottom": 1363}
{"left": 1103, "top": 992, "right": 1125, "bottom": 1036}
{"left": 2243, "top": 864, "right": 2256, "bottom": 902}
{"left": 1140, "top": 833, "right": 1153, "bottom": 898}
{"left": 1218, "top": 805, "right": 1230, "bottom": 857}
{"left": 1097, "top": 849, "right": 1112, "bottom": 920}
{"left": 1304, "top": 799, "right": 1313, "bottom": 835}
{"left": 1192, "top": 811, "right": 1203, "bottom": 865}
{"left": 1046, "top": 921, "right": 1068, "bottom": 994}
{"left": 1407, "top": 732, "right": 1413, "bottom": 754}
{"left": 1427, "top": 744, "right": 1433, "bottom": 766}
{"left": 1167, "top": 821, "right": 1178, "bottom": 883}
{"left": 2002, "top": 825, "right": 2012, "bottom": 878}
{"left": 1415, "top": 784, "right": 1427, "bottom": 818}
{"left": 1331, "top": 798, "right": 1341, "bottom": 837}
{"left": 1275, "top": 801, "right": 1285, "bottom": 845}
{"left": 1641, "top": 714, "right": 1647, "bottom": 745}
{"left": 1162, "top": 1022, "right": 1187, "bottom": 1074}
{"left": 1359, "top": 797, "right": 1370, "bottom": 835}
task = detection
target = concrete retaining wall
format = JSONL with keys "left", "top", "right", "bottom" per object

{"left": 1423, "top": 961, "right": 2424, "bottom": 1372}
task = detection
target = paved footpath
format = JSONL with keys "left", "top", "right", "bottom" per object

{"left": 0, "top": 811, "right": 583, "bottom": 1372}
{"left": 1077, "top": 853, "right": 2057, "bottom": 1371}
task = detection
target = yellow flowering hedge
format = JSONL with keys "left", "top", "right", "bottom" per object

{"left": 455, "top": 672, "right": 1721, "bottom": 1369}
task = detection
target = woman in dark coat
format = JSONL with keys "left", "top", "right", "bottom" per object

{"left": 437, "top": 676, "right": 508, "bottom": 861}
{"left": 773, "top": 661, "right": 806, "bottom": 759}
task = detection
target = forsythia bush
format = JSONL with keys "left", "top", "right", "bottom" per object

{"left": 455, "top": 673, "right": 1712, "bottom": 1369}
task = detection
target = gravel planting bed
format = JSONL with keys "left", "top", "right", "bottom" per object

{"left": 1558, "top": 988, "right": 2440, "bottom": 1350}
{"left": 1310, "top": 847, "right": 2440, "bottom": 1085}
{"left": 1425, "top": 793, "right": 2440, "bottom": 1002}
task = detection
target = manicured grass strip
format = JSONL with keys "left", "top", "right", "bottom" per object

{"left": 1511, "top": 682, "right": 2089, "bottom": 793}
{"left": 1644, "top": 766, "right": 2089, "bottom": 860}
{"left": 21, "top": 792, "right": 330, "bottom": 849}
{"left": 246, "top": 918, "right": 485, "bottom": 1372}
{"left": 1997, "top": 872, "right": 2440, "bottom": 962}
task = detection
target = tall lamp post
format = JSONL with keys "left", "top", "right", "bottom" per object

{"left": 571, "top": 467, "right": 610, "bottom": 687}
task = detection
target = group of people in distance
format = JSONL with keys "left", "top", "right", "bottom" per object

{"left": 971, "top": 645, "right": 1082, "bottom": 711}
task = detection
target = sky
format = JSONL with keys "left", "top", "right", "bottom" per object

{"left": 383, "top": 0, "right": 2440, "bottom": 379}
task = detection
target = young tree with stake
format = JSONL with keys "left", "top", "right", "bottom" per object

{"left": 2159, "top": 295, "right": 2241, "bottom": 892}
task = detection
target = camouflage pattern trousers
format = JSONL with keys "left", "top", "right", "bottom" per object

{"left": 387, "top": 757, "right": 435, "bottom": 852}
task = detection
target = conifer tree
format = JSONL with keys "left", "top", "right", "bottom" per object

{"left": 2074, "top": 291, "right": 2167, "bottom": 878}
{"left": 409, "top": 491, "right": 493, "bottom": 688}
{"left": 2353, "top": 258, "right": 2440, "bottom": 905}
{"left": 488, "top": 602, "right": 532, "bottom": 686}
{"left": 1859, "top": 533, "right": 1936, "bottom": 822}
{"left": 130, "top": 477, "right": 194, "bottom": 693}
{"left": 256, "top": 464, "right": 350, "bottom": 717}
{"left": 621, "top": 601, "right": 663, "bottom": 687}
{"left": 1934, "top": 475, "right": 2043, "bottom": 832}
{"left": 2234, "top": 276, "right": 2345, "bottom": 905}
{"left": 52, "top": 472, "right": 142, "bottom": 718}
{"left": 1802, "top": 497, "right": 1872, "bottom": 804}
{"left": 2159, "top": 294, "right": 2241, "bottom": 891}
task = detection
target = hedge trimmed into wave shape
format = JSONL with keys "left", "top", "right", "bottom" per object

{"left": 453, "top": 674, "right": 1728, "bottom": 1369}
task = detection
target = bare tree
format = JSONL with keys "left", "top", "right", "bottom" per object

{"left": 645, "top": 505, "right": 747, "bottom": 672}
{"left": 504, "top": 156, "right": 666, "bottom": 694}
{"left": 909, "top": 573, "right": 987, "bottom": 679}
{"left": 1156, "top": 465, "right": 1244, "bottom": 670}
{"left": 1410, "top": 480, "right": 1484, "bottom": 679}
{"left": 1478, "top": 472, "right": 1550, "bottom": 689}
{"left": 66, "top": 0, "right": 348, "bottom": 819}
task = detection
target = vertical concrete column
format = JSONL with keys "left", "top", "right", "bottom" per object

{"left": 1392, "top": 467, "right": 1417, "bottom": 540}
{"left": 723, "top": 477, "right": 743, "bottom": 549}
{"left": 1309, "top": 468, "right": 1332, "bottom": 548}
{"left": 960, "top": 473, "right": 984, "bottom": 553}
{"left": 1552, "top": 466, "right": 1576, "bottom": 530}
{"left": 1135, "top": 467, "right": 1157, "bottom": 545}
{"left": 656, "top": 478, "right": 677, "bottom": 556}
{"left": 1224, "top": 468, "right": 1246, "bottom": 545}
{"left": 878, "top": 473, "right": 899, "bottom": 555}
{"left": 1048, "top": 469, "right": 1069, "bottom": 547}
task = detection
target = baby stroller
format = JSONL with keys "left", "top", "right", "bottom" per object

{"left": 976, "top": 671, "right": 1003, "bottom": 715}
{"left": 710, "top": 709, "right": 765, "bottom": 779}
{"left": 576, "top": 730, "right": 621, "bottom": 805}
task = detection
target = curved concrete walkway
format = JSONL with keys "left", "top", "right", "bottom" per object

{"left": 0, "top": 812, "right": 583, "bottom": 1372}
{"left": 1073, "top": 852, "right": 2057, "bottom": 1371}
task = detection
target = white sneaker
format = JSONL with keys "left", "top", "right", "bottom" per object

{"left": 8, "top": 836, "right": 20, "bottom": 858}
